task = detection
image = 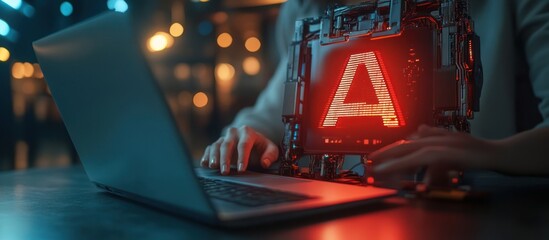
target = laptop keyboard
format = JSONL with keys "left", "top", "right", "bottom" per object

{"left": 198, "top": 177, "right": 314, "bottom": 207}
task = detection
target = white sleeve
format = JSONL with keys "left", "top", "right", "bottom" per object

{"left": 515, "top": 0, "right": 549, "bottom": 128}
{"left": 225, "top": 57, "right": 288, "bottom": 143}
{"left": 223, "top": 0, "right": 321, "bottom": 143}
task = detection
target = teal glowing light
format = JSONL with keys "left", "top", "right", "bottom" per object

{"left": 113, "top": 0, "right": 128, "bottom": 12}
{"left": 1, "top": 0, "right": 22, "bottom": 10}
{"left": 107, "top": 0, "right": 127, "bottom": 13}
{"left": 106, "top": 0, "right": 116, "bottom": 9}
{"left": 60, "top": 2, "right": 73, "bottom": 17}
{"left": 0, "top": 19, "right": 10, "bottom": 37}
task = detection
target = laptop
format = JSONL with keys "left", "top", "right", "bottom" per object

{"left": 33, "top": 12, "right": 396, "bottom": 227}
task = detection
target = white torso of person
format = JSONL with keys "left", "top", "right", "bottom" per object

{"left": 226, "top": 0, "right": 549, "bottom": 144}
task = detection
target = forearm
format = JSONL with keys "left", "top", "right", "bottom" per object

{"left": 495, "top": 127, "right": 549, "bottom": 175}
{"left": 499, "top": 0, "right": 549, "bottom": 175}
{"left": 222, "top": 57, "right": 288, "bottom": 144}
{"left": 226, "top": 108, "right": 284, "bottom": 143}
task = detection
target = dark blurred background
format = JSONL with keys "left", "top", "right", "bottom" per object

{"left": 0, "top": 0, "right": 285, "bottom": 171}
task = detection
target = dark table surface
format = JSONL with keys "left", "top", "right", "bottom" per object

{"left": 2, "top": 166, "right": 549, "bottom": 240}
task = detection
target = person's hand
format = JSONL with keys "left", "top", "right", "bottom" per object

{"left": 200, "top": 125, "right": 279, "bottom": 175}
{"left": 370, "top": 125, "right": 503, "bottom": 186}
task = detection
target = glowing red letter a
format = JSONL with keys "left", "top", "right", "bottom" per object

{"left": 321, "top": 52, "right": 405, "bottom": 127}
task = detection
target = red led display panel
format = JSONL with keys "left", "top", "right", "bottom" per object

{"left": 321, "top": 51, "right": 405, "bottom": 128}
{"left": 302, "top": 28, "right": 435, "bottom": 154}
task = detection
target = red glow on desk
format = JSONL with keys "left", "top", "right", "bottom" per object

{"left": 367, "top": 176, "right": 375, "bottom": 185}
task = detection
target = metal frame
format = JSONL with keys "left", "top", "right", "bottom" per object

{"left": 280, "top": 0, "right": 482, "bottom": 182}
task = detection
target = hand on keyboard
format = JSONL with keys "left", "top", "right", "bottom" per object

{"left": 200, "top": 126, "right": 279, "bottom": 175}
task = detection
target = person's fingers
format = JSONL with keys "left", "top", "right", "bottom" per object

{"left": 258, "top": 137, "right": 279, "bottom": 169}
{"left": 373, "top": 146, "right": 459, "bottom": 174}
{"left": 370, "top": 136, "right": 462, "bottom": 162}
{"left": 369, "top": 139, "right": 409, "bottom": 160}
{"left": 203, "top": 126, "right": 281, "bottom": 173}
{"left": 201, "top": 145, "right": 211, "bottom": 167}
{"left": 409, "top": 125, "right": 451, "bottom": 140}
{"left": 209, "top": 138, "right": 222, "bottom": 168}
{"left": 220, "top": 128, "right": 238, "bottom": 175}
{"left": 423, "top": 165, "right": 452, "bottom": 187}
{"left": 236, "top": 126, "right": 256, "bottom": 172}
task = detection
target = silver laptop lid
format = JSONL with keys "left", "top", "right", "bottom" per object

{"left": 33, "top": 12, "right": 215, "bottom": 219}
